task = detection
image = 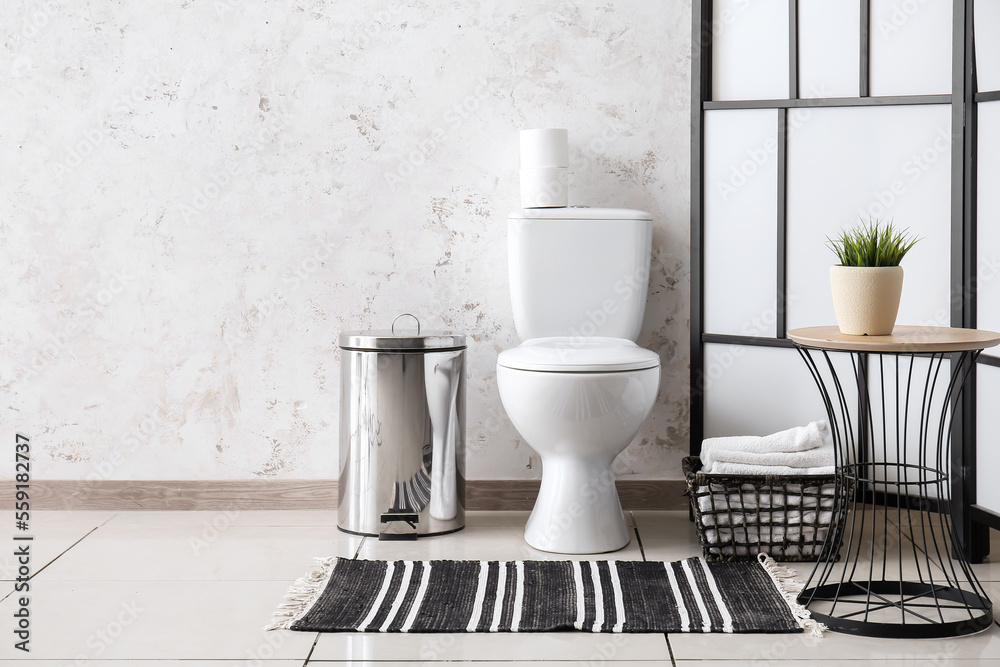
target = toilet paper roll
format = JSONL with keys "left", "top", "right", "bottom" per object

{"left": 520, "top": 167, "right": 568, "bottom": 208}
{"left": 520, "top": 128, "right": 569, "bottom": 168}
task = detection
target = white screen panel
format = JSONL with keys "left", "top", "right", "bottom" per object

{"left": 704, "top": 109, "right": 778, "bottom": 337}
{"left": 786, "top": 105, "right": 952, "bottom": 333}
{"left": 711, "top": 0, "right": 789, "bottom": 101}
{"left": 977, "top": 367, "right": 1000, "bottom": 514}
{"left": 977, "top": 101, "right": 1000, "bottom": 341}
{"left": 798, "top": 0, "right": 861, "bottom": 98}
{"left": 703, "top": 343, "right": 838, "bottom": 438}
{"left": 870, "top": 0, "right": 952, "bottom": 96}
{"left": 975, "top": 0, "right": 1000, "bottom": 93}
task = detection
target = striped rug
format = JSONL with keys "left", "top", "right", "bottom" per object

{"left": 268, "top": 554, "right": 822, "bottom": 635}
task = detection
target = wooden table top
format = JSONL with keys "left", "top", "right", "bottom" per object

{"left": 787, "top": 325, "right": 1000, "bottom": 353}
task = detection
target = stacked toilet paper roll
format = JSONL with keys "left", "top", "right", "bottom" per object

{"left": 520, "top": 128, "right": 568, "bottom": 208}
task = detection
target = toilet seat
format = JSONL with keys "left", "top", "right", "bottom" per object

{"left": 497, "top": 336, "right": 660, "bottom": 372}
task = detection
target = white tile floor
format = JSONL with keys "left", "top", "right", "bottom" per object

{"left": 0, "top": 509, "right": 997, "bottom": 665}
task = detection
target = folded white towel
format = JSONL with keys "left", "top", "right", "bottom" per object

{"left": 700, "top": 482, "right": 836, "bottom": 498}
{"left": 705, "top": 442, "right": 835, "bottom": 472}
{"left": 696, "top": 491, "right": 836, "bottom": 514}
{"left": 704, "top": 524, "right": 829, "bottom": 545}
{"left": 701, "top": 421, "right": 833, "bottom": 472}
{"left": 710, "top": 462, "right": 835, "bottom": 476}
{"left": 705, "top": 544, "right": 825, "bottom": 559}
{"left": 705, "top": 526, "right": 829, "bottom": 559}
{"left": 700, "top": 509, "right": 834, "bottom": 528}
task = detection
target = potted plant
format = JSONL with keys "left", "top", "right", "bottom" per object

{"left": 827, "top": 218, "right": 921, "bottom": 336}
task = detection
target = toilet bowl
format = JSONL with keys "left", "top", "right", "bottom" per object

{"left": 498, "top": 208, "right": 662, "bottom": 554}
{"left": 497, "top": 337, "right": 660, "bottom": 553}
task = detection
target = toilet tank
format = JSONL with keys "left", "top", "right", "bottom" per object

{"left": 507, "top": 207, "right": 653, "bottom": 341}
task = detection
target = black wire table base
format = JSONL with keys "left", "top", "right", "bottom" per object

{"left": 793, "top": 345, "right": 994, "bottom": 638}
{"left": 800, "top": 581, "right": 993, "bottom": 638}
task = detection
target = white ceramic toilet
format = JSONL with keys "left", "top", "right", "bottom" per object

{"left": 497, "top": 207, "right": 661, "bottom": 554}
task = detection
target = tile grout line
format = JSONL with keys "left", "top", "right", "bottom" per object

{"left": 0, "top": 521, "right": 108, "bottom": 603}
{"left": 31, "top": 511, "right": 116, "bottom": 577}
{"left": 634, "top": 525, "right": 647, "bottom": 562}
{"left": 302, "top": 631, "right": 321, "bottom": 665}
{"left": 28, "top": 525, "right": 106, "bottom": 580}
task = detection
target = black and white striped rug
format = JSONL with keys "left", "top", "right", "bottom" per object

{"left": 268, "top": 554, "right": 822, "bottom": 635}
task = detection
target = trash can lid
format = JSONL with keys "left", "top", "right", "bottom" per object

{"left": 338, "top": 331, "right": 466, "bottom": 351}
{"left": 339, "top": 314, "right": 465, "bottom": 351}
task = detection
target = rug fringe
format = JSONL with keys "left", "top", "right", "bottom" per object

{"left": 265, "top": 555, "right": 340, "bottom": 631}
{"left": 755, "top": 553, "right": 826, "bottom": 637}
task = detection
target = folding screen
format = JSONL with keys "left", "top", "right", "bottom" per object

{"left": 691, "top": 0, "right": 998, "bottom": 561}
{"left": 974, "top": 1, "right": 1000, "bottom": 527}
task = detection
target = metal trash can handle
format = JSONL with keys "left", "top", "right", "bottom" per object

{"left": 391, "top": 313, "right": 421, "bottom": 336}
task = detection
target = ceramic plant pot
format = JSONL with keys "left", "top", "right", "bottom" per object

{"left": 829, "top": 265, "right": 904, "bottom": 336}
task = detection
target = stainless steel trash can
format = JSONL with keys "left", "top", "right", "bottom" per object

{"left": 337, "top": 314, "right": 465, "bottom": 539}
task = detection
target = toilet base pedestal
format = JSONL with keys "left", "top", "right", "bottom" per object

{"left": 524, "top": 456, "right": 630, "bottom": 554}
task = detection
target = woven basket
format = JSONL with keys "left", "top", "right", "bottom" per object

{"left": 683, "top": 456, "right": 848, "bottom": 562}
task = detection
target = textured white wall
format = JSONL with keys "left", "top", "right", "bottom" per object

{"left": 1, "top": 1, "right": 692, "bottom": 481}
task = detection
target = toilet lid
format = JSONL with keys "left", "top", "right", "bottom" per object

{"left": 497, "top": 337, "right": 661, "bottom": 372}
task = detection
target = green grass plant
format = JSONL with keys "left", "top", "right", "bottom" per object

{"left": 827, "top": 218, "right": 921, "bottom": 267}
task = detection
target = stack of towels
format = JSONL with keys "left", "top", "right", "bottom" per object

{"left": 700, "top": 420, "right": 835, "bottom": 475}
{"left": 697, "top": 421, "right": 837, "bottom": 559}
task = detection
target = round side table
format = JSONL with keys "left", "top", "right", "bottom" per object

{"left": 788, "top": 325, "right": 1000, "bottom": 638}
